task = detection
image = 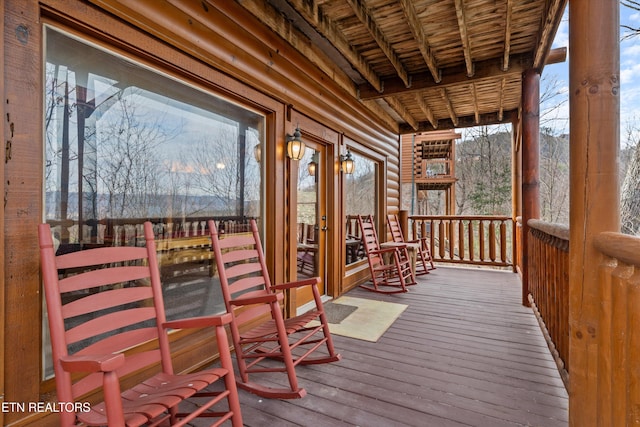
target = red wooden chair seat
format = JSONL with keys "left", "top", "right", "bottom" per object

{"left": 387, "top": 214, "right": 435, "bottom": 274}
{"left": 208, "top": 219, "right": 340, "bottom": 399}
{"left": 39, "top": 222, "right": 242, "bottom": 427}
{"left": 357, "top": 215, "right": 416, "bottom": 293}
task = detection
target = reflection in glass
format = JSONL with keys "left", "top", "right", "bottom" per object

{"left": 42, "top": 27, "right": 265, "bottom": 378}
{"left": 44, "top": 28, "right": 263, "bottom": 238}
{"left": 344, "top": 152, "right": 377, "bottom": 265}
{"left": 296, "top": 149, "right": 318, "bottom": 278}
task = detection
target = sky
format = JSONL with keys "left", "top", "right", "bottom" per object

{"left": 540, "top": 4, "right": 640, "bottom": 146}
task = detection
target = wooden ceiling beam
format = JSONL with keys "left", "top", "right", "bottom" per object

{"left": 471, "top": 83, "right": 480, "bottom": 124}
{"left": 439, "top": 88, "right": 458, "bottom": 127}
{"left": 454, "top": 0, "right": 474, "bottom": 77}
{"left": 358, "top": 52, "right": 532, "bottom": 100}
{"left": 398, "top": 0, "right": 441, "bottom": 83}
{"left": 285, "top": 0, "right": 384, "bottom": 92}
{"left": 345, "top": 0, "right": 410, "bottom": 87}
{"left": 533, "top": 0, "right": 568, "bottom": 69}
{"left": 384, "top": 96, "right": 418, "bottom": 130}
{"left": 503, "top": 0, "right": 513, "bottom": 71}
{"left": 399, "top": 109, "right": 518, "bottom": 133}
{"left": 546, "top": 47, "right": 567, "bottom": 65}
{"left": 237, "top": 0, "right": 356, "bottom": 96}
{"left": 499, "top": 77, "right": 506, "bottom": 121}
{"left": 415, "top": 93, "right": 437, "bottom": 129}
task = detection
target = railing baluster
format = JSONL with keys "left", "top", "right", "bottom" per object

{"left": 500, "top": 221, "right": 507, "bottom": 262}
{"left": 458, "top": 220, "right": 467, "bottom": 260}
{"left": 479, "top": 220, "right": 485, "bottom": 262}
{"left": 449, "top": 219, "right": 455, "bottom": 260}
{"left": 429, "top": 219, "right": 434, "bottom": 260}
{"left": 438, "top": 219, "right": 445, "bottom": 259}
{"left": 489, "top": 221, "right": 496, "bottom": 262}
{"left": 468, "top": 220, "right": 475, "bottom": 262}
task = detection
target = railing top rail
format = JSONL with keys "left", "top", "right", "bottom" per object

{"left": 595, "top": 231, "right": 640, "bottom": 267}
{"left": 528, "top": 219, "right": 570, "bottom": 241}
{"left": 409, "top": 215, "right": 513, "bottom": 221}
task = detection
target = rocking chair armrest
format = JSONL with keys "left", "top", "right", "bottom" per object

{"left": 408, "top": 237, "right": 428, "bottom": 244}
{"left": 162, "top": 313, "right": 233, "bottom": 330}
{"left": 60, "top": 353, "right": 125, "bottom": 373}
{"left": 230, "top": 292, "right": 283, "bottom": 306}
{"left": 370, "top": 247, "right": 402, "bottom": 256}
{"left": 272, "top": 277, "right": 321, "bottom": 291}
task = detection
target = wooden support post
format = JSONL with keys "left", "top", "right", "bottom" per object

{"left": 450, "top": 139, "right": 456, "bottom": 215}
{"left": 511, "top": 115, "right": 522, "bottom": 224}
{"left": 568, "top": 1, "right": 620, "bottom": 425}
{"left": 399, "top": 209, "right": 409, "bottom": 239}
{"left": 521, "top": 68, "right": 540, "bottom": 306}
{"left": 511, "top": 115, "right": 522, "bottom": 274}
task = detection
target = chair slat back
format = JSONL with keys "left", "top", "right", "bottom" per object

{"left": 358, "top": 215, "right": 381, "bottom": 259}
{"left": 39, "top": 222, "right": 170, "bottom": 403}
{"left": 387, "top": 214, "right": 405, "bottom": 243}
{"left": 209, "top": 219, "right": 272, "bottom": 320}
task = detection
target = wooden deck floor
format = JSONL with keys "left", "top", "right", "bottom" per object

{"left": 200, "top": 266, "right": 568, "bottom": 426}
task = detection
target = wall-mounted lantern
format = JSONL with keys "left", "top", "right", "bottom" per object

{"left": 286, "top": 127, "right": 306, "bottom": 160}
{"left": 340, "top": 148, "right": 355, "bottom": 174}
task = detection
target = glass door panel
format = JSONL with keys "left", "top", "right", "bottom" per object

{"left": 296, "top": 141, "right": 326, "bottom": 305}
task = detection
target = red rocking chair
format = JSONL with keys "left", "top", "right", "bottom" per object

{"left": 39, "top": 222, "right": 242, "bottom": 427}
{"left": 387, "top": 213, "right": 435, "bottom": 275}
{"left": 208, "top": 219, "right": 340, "bottom": 399}
{"left": 357, "top": 214, "right": 416, "bottom": 293}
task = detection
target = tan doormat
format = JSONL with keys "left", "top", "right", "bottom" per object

{"left": 316, "top": 296, "right": 408, "bottom": 342}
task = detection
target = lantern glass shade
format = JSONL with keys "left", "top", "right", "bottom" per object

{"left": 308, "top": 160, "right": 317, "bottom": 176}
{"left": 308, "top": 151, "right": 318, "bottom": 176}
{"left": 253, "top": 144, "right": 261, "bottom": 163}
{"left": 287, "top": 139, "right": 306, "bottom": 160}
{"left": 286, "top": 128, "right": 306, "bottom": 160}
{"left": 340, "top": 150, "right": 355, "bottom": 174}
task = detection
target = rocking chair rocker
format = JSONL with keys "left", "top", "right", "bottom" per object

{"left": 39, "top": 222, "right": 242, "bottom": 427}
{"left": 357, "top": 215, "right": 416, "bottom": 294}
{"left": 208, "top": 219, "right": 341, "bottom": 399}
{"left": 387, "top": 214, "right": 436, "bottom": 275}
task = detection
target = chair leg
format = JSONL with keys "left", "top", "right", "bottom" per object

{"left": 233, "top": 302, "right": 307, "bottom": 399}
{"left": 360, "top": 265, "right": 409, "bottom": 294}
{"left": 216, "top": 324, "right": 243, "bottom": 427}
{"left": 272, "top": 303, "right": 301, "bottom": 394}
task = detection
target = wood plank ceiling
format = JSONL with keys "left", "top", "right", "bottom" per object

{"left": 237, "top": 0, "right": 567, "bottom": 134}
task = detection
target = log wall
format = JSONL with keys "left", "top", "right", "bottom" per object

{"left": 1, "top": 0, "right": 401, "bottom": 424}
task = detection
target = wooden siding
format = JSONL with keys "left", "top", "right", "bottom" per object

{"left": 3, "top": 1, "right": 44, "bottom": 420}
{"left": 1, "top": 1, "right": 402, "bottom": 423}
{"left": 0, "top": 0, "right": 5, "bottom": 422}
{"left": 196, "top": 267, "right": 568, "bottom": 426}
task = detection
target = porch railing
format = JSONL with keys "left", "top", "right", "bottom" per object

{"left": 408, "top": 215, "right": 515, "bottom": 269}
{"left": 527, "top": 219, "right": 570, "bottom": 387}
{"left": 592, "top": 231, "right": 640, "bottom": 424}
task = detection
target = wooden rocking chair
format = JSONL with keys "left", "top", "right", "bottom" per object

{"left": 387, "top": 214, "right": 436, "bottom": 275}
{"left": 208, "top": 219, "right": 340, "bottom": 399}
{"left": 357, "top": 215, "right": 416, "bottom": 293}
{"left": 39, "top": 222, "right": 242, "bottom": 427}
